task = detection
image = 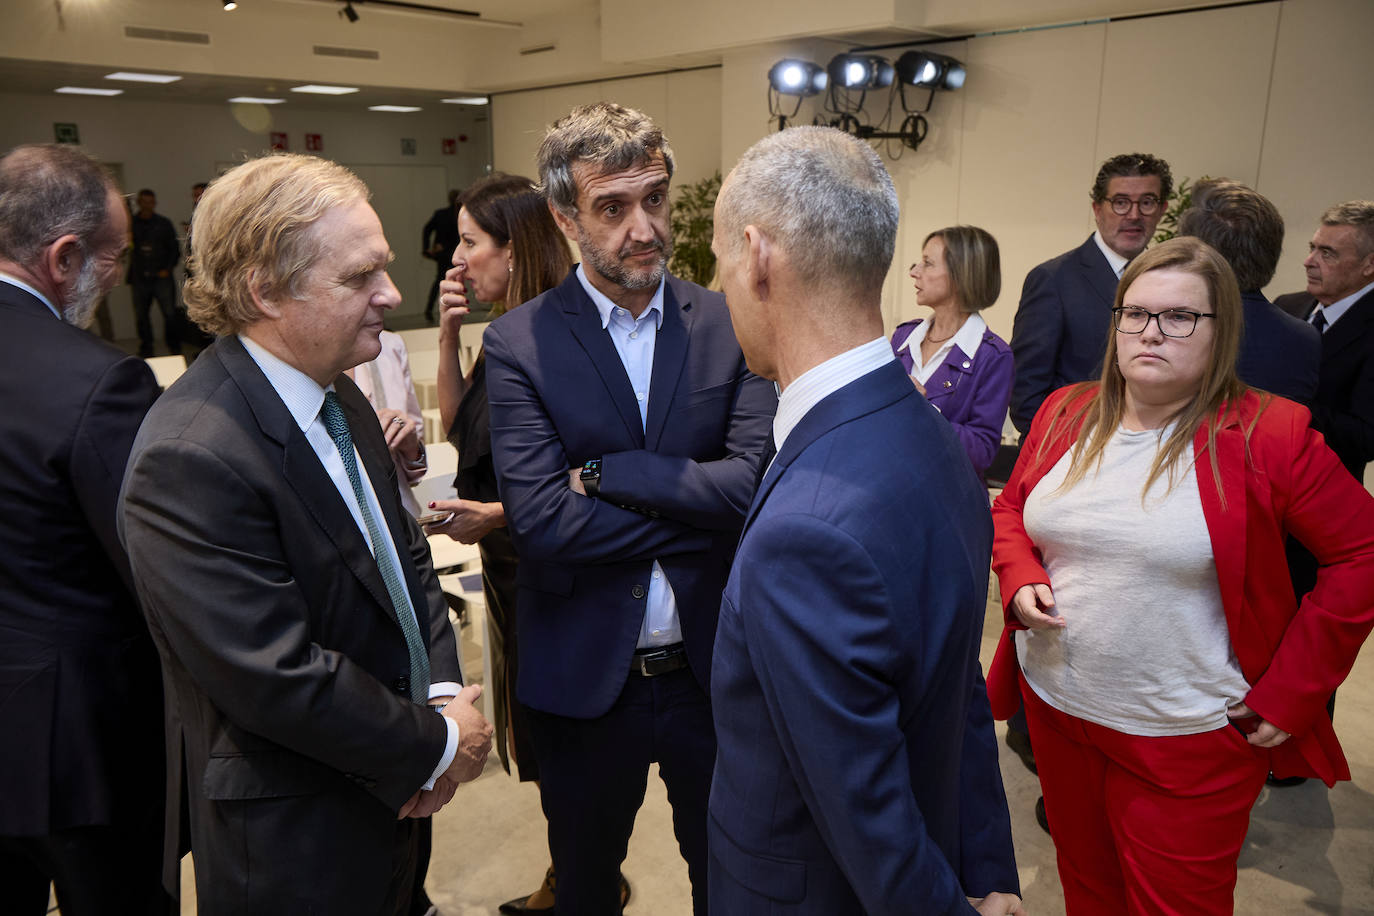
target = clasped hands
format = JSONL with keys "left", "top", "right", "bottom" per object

{"left": 969, "top": 892, "right": 1027, "bottom": 915}
{"left": 397, "top": 683, "right": 494, "bottom": 820}
{"left": 1008, "top": 583, "right": 1290, "bottom": 748}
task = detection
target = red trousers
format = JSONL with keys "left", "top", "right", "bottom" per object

{"left": 1020, "top": 675, "right": 1268, "bottom": 915}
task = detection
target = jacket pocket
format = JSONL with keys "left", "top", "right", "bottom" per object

{"left": 202, "top": 748, "right": 335, "bottom": 801}
{"left": 709, "top": 811, "right": 806, "bottom": 903}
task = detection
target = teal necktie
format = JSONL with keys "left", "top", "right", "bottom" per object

{"left": 321, "top": 391, "right": 430, "bottom": 703}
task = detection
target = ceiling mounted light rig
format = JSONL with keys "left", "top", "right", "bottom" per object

{"left": 340, "top": 1, "right": 359, "bottom": 22}
{"left": 766, "top": 48, "right": 966, "bottom": 157}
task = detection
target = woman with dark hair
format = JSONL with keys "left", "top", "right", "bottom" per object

{"left": 890, "top": 225, "right": 1013, "bottom": 480}
{"left": 987, "top": 236, "right": 1374, "bottom": 914}
{"left": 426, "top": 174, "right": 626, "bottom": 913}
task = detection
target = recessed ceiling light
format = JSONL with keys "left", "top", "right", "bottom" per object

{"left": 105, "top": 71, "right": 183, "bottom": 84}
{"left": 440, "top": 97, "right": 488, "bottom": 105}
{"left": 56, "top": 86, "right": 124, "bottom": 96}
{"left": 292, "top": 84, "right": 359, "bottom": 95}
{"left": 229, "top": 97, "right": 286, "bottom": 105}
{"left": 369, "top": 105, "right": 422, "bottom": 113}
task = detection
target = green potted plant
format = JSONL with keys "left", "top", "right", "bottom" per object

{"left": 670, "top": 171, "right": 722, "bottom": 287}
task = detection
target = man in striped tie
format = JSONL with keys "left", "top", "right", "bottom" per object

{"left": 120, "top": 153, "right": 491, "bottom": 916}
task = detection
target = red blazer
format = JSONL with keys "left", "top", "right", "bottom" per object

{"left": 988, "top": 385, "right": 1374, "bottom": 785}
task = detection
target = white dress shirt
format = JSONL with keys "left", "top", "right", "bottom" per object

{"left": 574, "top": 264, "right": 681, "bottom": 649}
{"left": 774, "top": 337, "right": 895, "bottom": 453}
{"left": 1093, "top": 230, "right": 1131, "bottom": 279}
{"left": 897, "top": 313, "right": 988, "bottom": 389}
{"left": 0, "top": 272, "right": 61, "bottom": 319}
{"left": 239, "top": 335, "right": 458, "bottom": 787}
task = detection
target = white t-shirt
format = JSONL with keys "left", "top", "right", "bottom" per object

{"left": 1016, "top": 424, "right": 1249, "bottom": 736}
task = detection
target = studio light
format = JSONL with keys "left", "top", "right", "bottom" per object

{"left": 768, "top": 59, "right": 827, "bottom": 97}
{"left": 222, "top": 0, "right": 237, "bottom": 9}
{"left": 340, "top": 1, "right": 359, "bottom": 22}
{"left": 827, "top": 54, "right": 893, "bottom": 91}
{"left": 896, "top": 51, "right": 965, "bottom": 91}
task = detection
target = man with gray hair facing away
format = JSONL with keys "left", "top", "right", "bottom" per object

{"left": 0, "top": 144, "right": 169, "bottom": 914}
{"left": 483, "top": 102, "right": 775, "bottom": 914}
{"left": 708, "top": 126, "right": 1022, "bottom": 915}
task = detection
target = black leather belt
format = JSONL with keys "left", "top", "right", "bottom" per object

{"left": 631, "top": 643, "right": 688, "bottom": 677}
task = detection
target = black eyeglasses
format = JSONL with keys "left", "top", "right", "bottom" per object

{"left": 1112, "top": 306, "right": 1215, "bottom": 338}
{"left": 1105, "top": 195, "right": 1162, "bottom": 216}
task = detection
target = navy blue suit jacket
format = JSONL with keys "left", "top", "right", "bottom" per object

{"left": 1009, "top": 235, "right": 1119, "bottom": 434}
{"left": 708, "top": 359, "right": 1017, "bottom": 915}
{"left": 1236, "top": 290, "right": 1320, "bottom": 404}
{"left": 483, "top": 270, "right": 776, "bottom": 718}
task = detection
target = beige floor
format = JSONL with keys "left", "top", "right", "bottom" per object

{"left": 148, "top": 581, "right": 1374, "bottom": 915}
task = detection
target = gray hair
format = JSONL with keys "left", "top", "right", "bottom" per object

{"left": 536, "top": 102, "right": 676, "bottom": 216}
{"left": 1177, "top": 178, "right": 1283, "bottom": 291}
{"left": 1320, "top": 200, "right": 1374, "bottom": 257}
{"left": 717, "top": 126, "right": 898, "bottom": 300}
{"left": 0, "top": 144, "right": 116, "bottom": 266}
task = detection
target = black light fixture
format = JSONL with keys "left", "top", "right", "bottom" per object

{"left": 826, "top": 54, "right": 894, "bottom": 91}
{"left": 767, "top": 59, "right": 827, "bottom": 131}
{"left": 340, "top": 1, "right": 359, "bottom": 22}
{"left": 766, "top": 48, "right": 965, "bottom": 156}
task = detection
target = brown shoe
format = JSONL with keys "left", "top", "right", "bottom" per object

{"left": 497, "top": 867, "right": 632, "bottom": 914}
{"left": 498, "top": 866, "right": 555, "bottom": 914}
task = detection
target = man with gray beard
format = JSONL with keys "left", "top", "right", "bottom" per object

{"left": 0, "top": 143, "right": 169, "bottom": 915}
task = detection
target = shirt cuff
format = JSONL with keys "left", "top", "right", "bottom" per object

{"left": 423, "top": 714, "right": 459, "bottom": 791}
{"left": 428, "top": 681, "right": 461, "bottom": 700}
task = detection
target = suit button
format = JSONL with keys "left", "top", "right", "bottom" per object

{"left": 961, "top": 359, "right": 971, "bottom": 369}
{"left": 394, "top": 676, "right": 410, "bottom": 695}
{"left": 631, "top": 585, "right": 646, "bottom": 599}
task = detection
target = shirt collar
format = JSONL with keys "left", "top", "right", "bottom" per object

{"left": 774, "top": 337, "right": 893, "bottom": 453}
{"left": 1318, "top": 279, "right": 1374, "bottom": 328}
{"left": 239, "top": 334, "right": 330, "bottom": 432}
{"left": 898, "top": 313, "right": 986, "bottom": 366}
{"left": 0, "top": 272, "right": 61, "bottom": 320}
{"left": 576, "top": 263, "right": 665, "bottom": 330}
{"left": 1092, "top": 230, "right": 1131, "bottom": 278}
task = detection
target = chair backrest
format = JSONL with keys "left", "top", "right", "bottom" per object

{"left": 145, "top": 355, "right": 188, "bottom": 389}
{"left": 396, "top": 326, "right": 440, "bottom": 354}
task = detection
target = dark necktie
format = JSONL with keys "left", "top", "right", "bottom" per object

{"left": 754, "top": 433, "right": 777, "bottom": 494}
{"left": 1311, "top": 308, "right": 1328, "bottom": 334}
{"left": 321, "top": 391, "right": 430, "bottom": 703}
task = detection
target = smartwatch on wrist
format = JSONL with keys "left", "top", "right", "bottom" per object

{"left": 579, "top": 458, "right": 602, "bottom": 498}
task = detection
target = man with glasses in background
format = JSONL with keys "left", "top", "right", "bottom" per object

{"left": 1010, "top": 152, "right": 1173, "bottom": 434}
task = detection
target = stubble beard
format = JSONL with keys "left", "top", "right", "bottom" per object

{"left": 61, "top": 257, "right": 105, "bottom": 329}
{"left": 577, "top": 225, "right": 673, "bottom": 292}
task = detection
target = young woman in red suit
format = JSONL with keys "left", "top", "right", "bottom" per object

{"left": 988, "top": 236, "right": 1374, "bottom": 915}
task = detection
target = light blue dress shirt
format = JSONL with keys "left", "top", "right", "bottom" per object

{"left": 574, "top": 265, "right": 682, "bottom": 649}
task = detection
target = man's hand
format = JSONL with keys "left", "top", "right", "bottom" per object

{"left": 969, "top": 892, "right": 1028, "bottom": 915}
{"left": 1227, "top": 702, "right": 1291, "bottom": 748}
{"left": 424, "top": 498, "right": 504, "bottom": 544}
{"left": 441, "top": 683, "right": 493, "bottom": 783}
{"left": 1010, "top": 583, "right": 1063, "bottom": 629}
{"left": 398, "top": 771, "right": 460, "bottom": 820}
{"left": 568, "top": 466, "right": 586, "bottom": 495}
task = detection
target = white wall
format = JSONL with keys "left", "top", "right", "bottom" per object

{"left": 718, "top": 0, "right": 1374, "bottom": 341}
{"left": 0, "top": 91, "right": 490, "bottom": 336}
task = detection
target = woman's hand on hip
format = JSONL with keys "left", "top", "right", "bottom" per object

{"left": 1226, "top": 702, "right": 1291, "bottom": 748}
{"left": 1010, "top": 583, "right": 1064, "bottom": 629}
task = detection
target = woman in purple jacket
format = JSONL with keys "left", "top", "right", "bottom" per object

{"left": 891, "top": 225, "right": 1014, "bottom": 480}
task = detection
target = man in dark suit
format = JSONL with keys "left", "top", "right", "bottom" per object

{"left": 1177, "top": 179, "right": 1320, "bottom": 403}
{"left": 119, "top": 153, "right": 493, "bottom": 915}
{"left": 1275, "top": 200, "right": 1374, "bottom": 483}
{"left": 483, "top": 102, "right": 776, "bottom": 915}
{"left": 1009, "top": 152, "right": 1173, "bottom": 433}
{"left": 128, "top": 188, "right": 182, "bottom": 357}
{"left": 707, "top": 126, "right": 1021, "bottom": 916}
{"left": 0, "top": 144, "right": 169, "bottom": 915}
{"left": 422, "top": 189, "right": 460, "bottom": 323}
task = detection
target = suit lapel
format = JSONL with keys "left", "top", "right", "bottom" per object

{"left": 1078, "top": 236, "right": 1120, "bottom": 308}
{"left": 1320, "top": 288, "right": 1374, "bottom": 362}
{"left": 218, "top": 337, "right": 398, "bottom": 621}
{"left": 645, "top": 281, "right": 690, "bottom": 449}
{"left": 561, "top": 276, "right": 646, "bottom": 446}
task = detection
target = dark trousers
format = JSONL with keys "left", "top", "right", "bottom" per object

{"left": 131, "top": 276, "right": 181, "bottom": 355}
{"left": 528, "top": 666, "right": 714, "bottom": 916}
{"left": 0, "top": 815, "right": 173, "bottom": 916}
